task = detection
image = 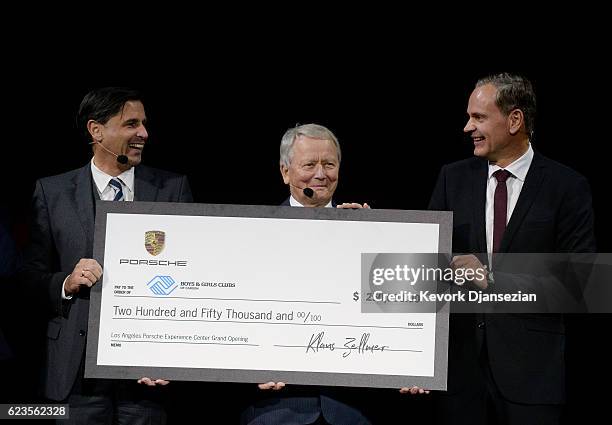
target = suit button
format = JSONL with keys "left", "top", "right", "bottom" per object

{"left": 79, "top": 330, "right": 86, "bottom": 336}
{"left": 477, "top": 321, "right": 485, "bottom": 329}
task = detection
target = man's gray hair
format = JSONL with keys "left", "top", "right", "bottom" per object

{"left": 280, "top": 123, "right": 341, "bottom": 167}
{"left": 476, "top": 72, "right": 537, "bottom": 138}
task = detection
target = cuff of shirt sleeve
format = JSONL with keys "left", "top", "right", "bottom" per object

{"left": 61, "top": 275, "right": 73, "bottom": 300}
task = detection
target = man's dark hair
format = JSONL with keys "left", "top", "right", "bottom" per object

{"left": 77, "top": 87, "right": 143, "bottom": 141}
{"left": 476, "top": 73, "right": 537, "bottom": 138}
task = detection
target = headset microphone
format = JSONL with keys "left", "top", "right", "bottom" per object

{"left": 90, "top": 141, "right": 129, "bottom": 165}
{"left": 289, "top": 184, "right": 315, "bottom": 199}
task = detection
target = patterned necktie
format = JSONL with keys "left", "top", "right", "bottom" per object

{"left": 492, "top": 169, "right": 512, "bottom": 253}
{"left": 108, "top": 178, "right": 124, "bottom": 201}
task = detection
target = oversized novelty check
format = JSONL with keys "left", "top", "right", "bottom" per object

{"left": 86, "top": 202, "right": 451, "bottom": 389}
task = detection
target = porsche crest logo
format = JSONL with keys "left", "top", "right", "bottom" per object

{"left": 145, "top": 231, "right": 165, "bottom": 256}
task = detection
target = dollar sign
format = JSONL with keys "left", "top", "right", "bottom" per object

{"left": 353, "top": 291, "right": 360, "bottom": 301}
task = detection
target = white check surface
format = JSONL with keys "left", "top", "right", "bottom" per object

{"left": 97, "top": 214, "right": 440, "bottom": 377}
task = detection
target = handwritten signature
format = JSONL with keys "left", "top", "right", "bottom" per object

{"left": 306, "top": 331, "right": 389, "bottom": 358}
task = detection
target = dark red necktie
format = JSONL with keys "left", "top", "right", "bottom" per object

{"left": 493, "top": 169, "right": 512, "bottom": 253}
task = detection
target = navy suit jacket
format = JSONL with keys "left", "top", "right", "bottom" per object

{"left": 240, "top": 196, "right": 370, "bottom": 425}
{"left": 428, "top": 151, "right": 596, "bottom": 404}
{"left": 20, "top": 163, "right": 192, "bottom": 401}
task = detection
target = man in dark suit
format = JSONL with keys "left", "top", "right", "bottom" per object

{"left": 20, "top": 87, "right": 192, "bottom": 424}
{"left": 241, "top": 123, "right": 371, "bottom": 425}
{"left": 427, "top": 73, "right": 596, "bottom": 424}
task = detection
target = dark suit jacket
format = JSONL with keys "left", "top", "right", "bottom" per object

{"left": 428, "top": 152, "right": 596, "bottom": 404}
{"left": 241, "top": 196, "right": 370, "bottom": 425}
{"left": 20, "top": 163, "right": 192, "bottom": 401}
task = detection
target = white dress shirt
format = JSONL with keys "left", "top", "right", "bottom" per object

{"left": 289, "top": 195, "right": 333, "bottom": 208}
{"left": 485, "top": 144, "right": 534, "bottom": 262}
{"left": 91, "top": 159, "right": 135, "bottom": 201}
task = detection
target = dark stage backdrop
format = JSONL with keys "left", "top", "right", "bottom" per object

{"left": 2, "top": 53, "right": 610, "bottom": 423}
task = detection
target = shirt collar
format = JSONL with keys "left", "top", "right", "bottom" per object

{"left": 90, "top": 158, "right": 135, "bottom": 194}
{"left": 488, "top": 143, "right": 534, "bottom": 182}
{"left": 289, "top": 195, "right": 333, "bottom": 208}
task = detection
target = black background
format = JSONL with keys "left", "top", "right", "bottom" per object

{"left": 1, "top": 35, "right": 610, "bottom": 423}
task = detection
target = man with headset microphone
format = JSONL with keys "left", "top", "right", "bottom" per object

{"left": 240, "top": 123, "right": 371, "bottom": 425}
{"left": 20, "top": 87, "right": 192, "bottom": 424}
{"left": 279, "top": 123, "right": 369, "bottom": 210}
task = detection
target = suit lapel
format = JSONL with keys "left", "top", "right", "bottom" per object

{"left": 471, "top": 159, "right": 488, "bottom": 254}
{"left": 74, "top": 164, "right": 96, "bottom": 252}
{"left": 500, "top": 153, "right": 545, "bottom": 252}
{"left": 134, "top": 166, "right": 159, "bottom": 202}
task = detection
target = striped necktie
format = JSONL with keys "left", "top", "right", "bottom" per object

{"left": 108, "top": 178, "right": 124, "bottom": 201}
